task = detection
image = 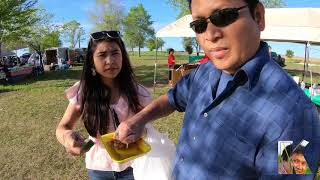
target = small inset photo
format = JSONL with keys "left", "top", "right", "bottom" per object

{"left": 278, "top": 140, "right": 311, "bottom": 174}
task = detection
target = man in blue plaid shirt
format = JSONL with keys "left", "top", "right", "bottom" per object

{"left": 117, "top": 0, "right": 320, "bottom": 179}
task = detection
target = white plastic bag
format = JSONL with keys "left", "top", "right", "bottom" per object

{"left": 132, "top": 124, "right": 176, "bottom": 180}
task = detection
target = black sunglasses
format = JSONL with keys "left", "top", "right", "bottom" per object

{"left": 90, "top": 30, "right": 121, "bottom": 41}
{"left": 190, "top": 5, "right": 248, "bottom": 34}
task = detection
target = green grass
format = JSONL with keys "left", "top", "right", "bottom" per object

{"left": 0, "top": 52, "right": 319, "bottom": 179}
{"left": 284, "top": 58, "right": 320, "bottom": 83}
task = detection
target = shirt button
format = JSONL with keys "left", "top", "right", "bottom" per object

{"left": 180, "top": 157, "right": 184, "bottom": 162}
{"left": 203, "top": 112, "right": 208, "bottom": 117}
{"left": 193, "top": 136, "right": 196, "bottom": 140}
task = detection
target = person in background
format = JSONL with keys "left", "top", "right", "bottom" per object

{"left": 115, "top": 0, "right": 320, "bottom": 179}
{"left": 167, "top": 48, "right": 175, "bottom": 86}
{"left": 56, "top": 30, "right": 152, "bottom": 179}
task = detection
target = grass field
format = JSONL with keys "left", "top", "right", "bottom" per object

{"left": 0, "top": 51, "right": 319, "bottom": 179}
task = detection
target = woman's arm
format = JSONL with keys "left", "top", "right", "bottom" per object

{"left": 56, "top": 103, "right": 84, "bottom": 156}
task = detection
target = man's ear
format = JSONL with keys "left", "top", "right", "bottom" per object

{"left": 254, "top": 3, "right": 265, "bottom": 31}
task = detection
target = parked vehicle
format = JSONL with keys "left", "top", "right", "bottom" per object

{"left": 44, "top": 47, "right": 69, "bottom": 65}
{"left": 69, "top": 48, "right": 87, "bottom": 63}
{"left": 20, "top": 53, "right": 31, "bottom": 65}
{"left": 27, "top": 53, "right": 44, "bottom": 75}
{"left": 1, "top": 55, "right": 20, "bottom": 67}
{"left": 271, "top": 51, "right": 285, "bottom": 67}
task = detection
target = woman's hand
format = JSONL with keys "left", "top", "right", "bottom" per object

{"left": 63, "top": 130, "right": 85, "bottom": 156}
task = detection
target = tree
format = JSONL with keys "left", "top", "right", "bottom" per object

{"left": 185, "top": 45, "right": 193, "bottom": 54}
{"left": 123, "top": 4, "right": 154, "bottom": 57}
{"left": 286, "top": 49, "right": 294, "bottom": 58}
{"left": 183, "top": 37, "right": 193, "bottom": 54}
{"left": 262, "top": 0, "right": 286, "bottom": 8}
{"left": 0, "top": 0, "right": 38, "bottom": 57}
{"left": 191, "top": 38, "right": 200, "bottom": 55}
{"left": 146, "top": 38, "right": 156, "bottom": 51}
{"left": 166, "top": 0, "right": 190, "bottom": 18}
{"left": 88, "top": 0, "right": 124, "bottom": 32}
{"left": 62, "top": 20, "right": 85, "bottom": 48}
{"left": 156, "top": 38, "right": 165, "bottom": 51}
{"left": 183, "top": 37, "right": 200, "bottom": 55}
{"left": 20, "top": 9, "right": 61, "bottom": 66}
{"left": 146, "top": 37, "right": 165, "bottom": 51}
{"left": 76, "top": 27, "right": 86, "bottom": 48}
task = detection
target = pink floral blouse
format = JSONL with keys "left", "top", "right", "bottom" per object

{"left": 65, "top": 81, "right": 152, "bottom": 171}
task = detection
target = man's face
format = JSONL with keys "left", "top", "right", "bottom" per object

{"left": 191, "top": 0, "right": 265, "bottom": 74}
{"left": 291, "top": 153, "right": 307, "bottom": 174}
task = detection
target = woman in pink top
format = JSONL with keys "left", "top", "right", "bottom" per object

{"left": 56, "top": 30, "right": 151, "bottom": 179}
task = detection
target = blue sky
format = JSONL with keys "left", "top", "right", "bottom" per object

{"left": 36, "top": 0, "right": 320, "bottom": 58}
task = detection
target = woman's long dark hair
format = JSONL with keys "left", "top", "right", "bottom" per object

{"left": 79, "top": 36, "right": 142, "bottom": 137}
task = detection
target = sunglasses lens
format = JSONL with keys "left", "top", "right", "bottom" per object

{"left": 210, "top": 8, "right": 239, "bottom": 27}
{"left": 191, "top": 19, "right": 207, "bottom": 34}
{"left": 91, "top": 32, "right": 105, "bottom": 40}
{"left": 106, "top": 31, "right": 120, "bottom": 38}
{"left": 191, "top": 7, "right": 242, "bottom": 33}
{"left": 90, "top": 31, "right": 120, "bottom": 40}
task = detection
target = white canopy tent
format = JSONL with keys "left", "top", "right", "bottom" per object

{"left": 154, "top": 8, "right": 320, "bottom": 89}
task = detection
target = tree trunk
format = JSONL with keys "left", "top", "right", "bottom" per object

{"left": 138, "top": 44, "right": 141, "bottom": 57}
{"left": 0, "top": 42, "right": 2, "bottom": 59}
{"left": 37, "top": 51, "right": 44, "bottom": 73}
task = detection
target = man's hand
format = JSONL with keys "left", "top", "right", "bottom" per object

{"left": 115, "top": 94, "right": 175, "bottom": 144}
{"left": 115, "top": 118, "right": 145, "bottom": 144}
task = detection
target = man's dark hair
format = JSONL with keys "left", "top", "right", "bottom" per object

{"left": 187, "top": 0, "right": 260, "bottom": 18}
{"left": 281, "top": 144, "right": 292, "bottom": 161}
{"left": 168, "top": 48, "right": 174, "bottom": 54}
{"left": 281, "top": 144, "right": 306, "bottom": 162}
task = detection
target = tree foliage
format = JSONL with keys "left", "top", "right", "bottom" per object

{"left": 183, "top": 37, "right": 200, "bottom": 55}
{"left": 20, "top": 9, "right": 61, "bottom": 59}
{"left": 262, "top": 0, "right": 286, "bottom": 8}
{"left": 146, "top": 37, "right": 165, "bottom": 51}
{"left": 88, "top": 0, "right": 124, "bottom": 32}
{"left": 185, "top": 45, "right": 193, "bottom": 54}
{"left": 0, "top": 0, "right": 39, "bottom": 57}
{"left": 123, "top": 4, "right": 154, "bottom": 57}
{"left": 183, "top": 37, "right": 193, "bottom": 54}
{"left": 156, "top": 38, "right": 165, "bottom": 51}
{"left": 62, "top": 20, "right": 85, "bottom": 48}
{"left": 166, "top": 0, "right": 190, "bottom": 18}
{"left": 146, "top": 38, "right": 156, "bottom": 51}
{"left": 286, "top": 49, "right": 294, "bottom": 58}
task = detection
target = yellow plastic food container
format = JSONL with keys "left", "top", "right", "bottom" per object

{"left": 101, "top": 132, "right": 151, "bottom": 163}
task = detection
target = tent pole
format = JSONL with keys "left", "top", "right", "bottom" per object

{"left": 306, "top": 42, "right": 310, "bottom": 84}
{"left": 153, "top": 38, "right": 158, "bottom": 96}
{"left": 302, "top": 42, "right": 307, "bottom": 82}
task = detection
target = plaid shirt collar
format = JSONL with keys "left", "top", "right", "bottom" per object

{"left": 239, "top": 41, "right": 270, "bottom": 89}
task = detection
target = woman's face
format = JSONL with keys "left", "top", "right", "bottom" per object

{"left": 93, "top": 41, "right": 123, "bottom": 82}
